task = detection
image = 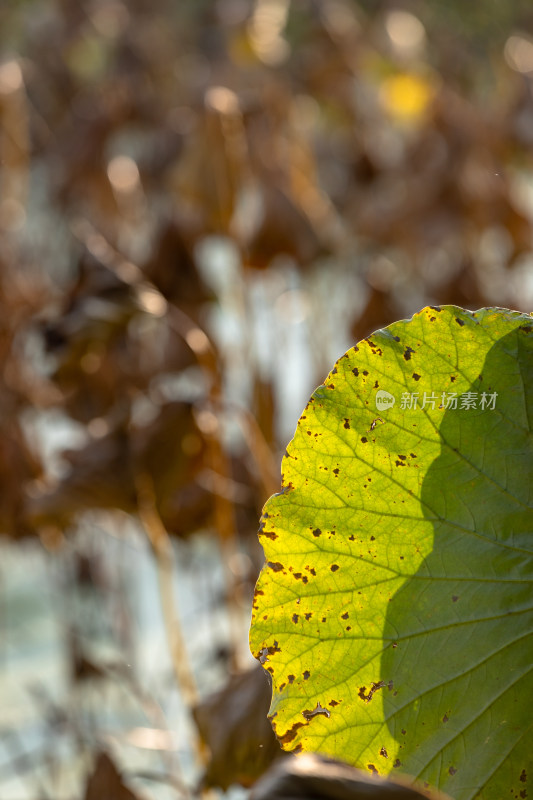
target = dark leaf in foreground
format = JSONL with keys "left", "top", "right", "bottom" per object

{"left": 83, "top": 751, "right": 140, "bottom": 800}
{"left": 193, "top": 663, "right": 285, "bottom": 789}
{"left": 251, "top": 754, "right": 446, "bottom": 800}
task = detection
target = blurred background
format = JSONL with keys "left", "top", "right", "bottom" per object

{"left": 1, "top": 0, "right": 533, "bottom": 798}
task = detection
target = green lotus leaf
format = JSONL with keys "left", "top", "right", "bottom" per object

{"left": 250, "top": 305, "right": 533, "bottom": 800}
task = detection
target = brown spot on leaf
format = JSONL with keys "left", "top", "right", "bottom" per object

{"left": 359, "top": 682, "right": 385, "bottom": 703}
{"left": 361, "top": 436, "right": 368, "bottom": 443}
{"left": 260, "top": 530, "right": 278, "bottom": 540}
{"left": 367, "top": 764, "right": 378, "bottom": 775}
{"left": 312, "top": 528, "right": 322, "bottom": 537}
{"left": 254, "top": 643, "right": 271, "bottom": 662}
{"left": 267, "top": 561, "right": 284, "bottom": 572}
{"left": 393, "top": 759, "right": 402, "bottom": 768}
{"left": 341, "top": 612, "right": 349, "bottom": 619}
{"left": 292, "top": 614, "right": 299, "bottom": 624}
{"left": 305, "top": 612, "right": 312, "bottom": 620}
{"left": 288, "top": 674, "right": 295, "bottom": 684}
{"left": 343, "top": 418, "right": 350, "bottom": 429}
{"left": 302, "top": 702, "right": 331, "bottom": 720}
{"left": 450, "top": 375, "right": 457, "bottom": 382}
{"left": 455, "top": 318, "right": 465, "bottom": 326}
{"left": 379, "top": 747, "right": 388, "bottom": 758}
{"left": 452, "top": 595, "right": 459, "bottom": 602}
{"left": 449, "top": 766, "right": 457, "bottom": 776}
{"left": 403, "top": 346, "right": 414, "bottom": 361}
{"left": 520, "top": 770, "right": 527, "bottom": 782}
{"left": 352, "top": 368, "right": 359, "bottom": 377}
{"left": 412, "top": 373, "right": 421, "bottom": 381}
{"left": 277, "top": 721, "right": 305, "bottom": 745}
{"left": 443, "top": 714, "right": 449, "bottom": 723}
{"left": 333, "top": 468, "right": 340, "bottom": 475}
{"left": 330, "top": 564, "right": 339, "bottom": 572}
{"left": 303, "top": 670, "right": 310, "bottom": 680}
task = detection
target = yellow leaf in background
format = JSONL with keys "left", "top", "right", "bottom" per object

{"left": 228, "top": 29, "right": 259, "bottom": 67}
{"left": 380, "top": 72, "right": 434, "bottom": 122}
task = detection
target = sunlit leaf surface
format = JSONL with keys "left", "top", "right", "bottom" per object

{"left": 250, "top": 305, "right": 533, "bottom": 800}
